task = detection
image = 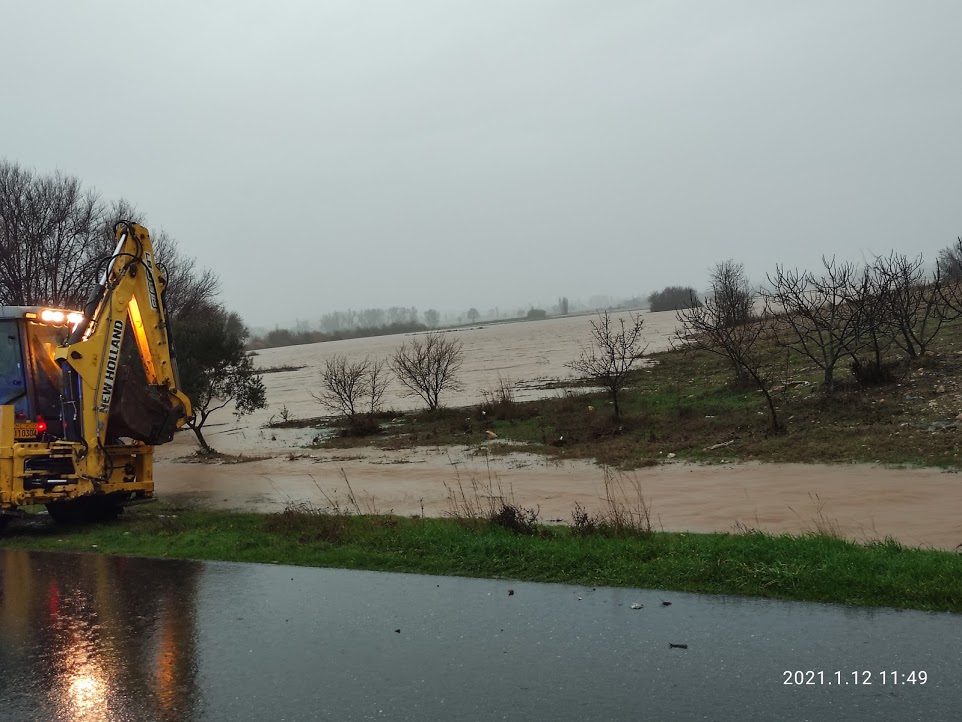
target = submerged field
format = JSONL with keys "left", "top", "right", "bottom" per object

{"left": 134, "top": 311, "right": 962, "bottom": 553}
{"left": 301, "top": 316, "right": 962, "bottom": 470}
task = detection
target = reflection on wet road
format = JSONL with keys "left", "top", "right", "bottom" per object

{"left": 0, "top": 551, "right": 198, "bottom": 721}
{"left": 1, "top": 549, "right": 960, "bottom": 721}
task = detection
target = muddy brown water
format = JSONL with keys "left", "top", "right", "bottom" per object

{"left": 247, "top": 310, "right": 677, "bottom": 418}
{"left": 156, "top": 312, "right": 962, "bottom": 551}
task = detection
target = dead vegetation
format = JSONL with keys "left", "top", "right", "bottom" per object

{"left": 571, "top": 467, "right": 653, "bottom": 537}
{"left": 269, "top": 460, "right": 657, "bottom": 540}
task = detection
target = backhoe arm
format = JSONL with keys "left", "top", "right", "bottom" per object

{"left": 55, "top": 222, "right": 191, "bottom": 474}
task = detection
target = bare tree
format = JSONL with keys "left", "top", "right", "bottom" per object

{"left": 466, "top": 307, "right": 480, "bottom": 323}
{"left": 366, "top": 357, "right": 391, "bottom": 415}
{"left": 565, "top": 311, "right": 647, "bottom": 418}
{"left": 424, "top": 309, "right": 440, "bottom": 328}
{"left": 851, "top": 263, "right": 897, "bottom": 379}
{"left": 391, "top": 332, "right": 464, "bottom": 411}
{"left": 313, "top": 355, "right": 370, "bottom": 418}
{"left": 311, "top": 354, "right": 392, "bottom": 420}
{"left": 872, "top": 251, "right": 948, "bottom": 359}
{"left": 0, "top": 161, "right": 104, "bottom": 308}
{"left": 0, "top": 162, "right": 219, "bottom": 321}
{"left": 677, "top": 292, "right": 780, "bottom": 431}
{"left": 710, "top": 260, "right": 755, "bottom": 329}
{"left": 763, "top": 258, "right": 870, "bottom": 391}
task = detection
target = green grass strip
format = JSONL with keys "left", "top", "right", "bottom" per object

{"left": 2, "top": 504, "right": 960, "bottom": 613}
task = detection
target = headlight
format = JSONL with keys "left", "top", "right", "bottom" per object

{"left": 39, "top": 308, "right": 83, "bottom": 327}
{"left": 41, "top": 309, "right": 66, "bottom": 324}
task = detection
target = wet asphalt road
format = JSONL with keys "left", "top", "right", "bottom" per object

{"left": 0, "top": 549, "right": 959, "bottom": 721}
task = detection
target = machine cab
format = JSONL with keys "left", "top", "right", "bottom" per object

{"left": 0, "top": 306, "right": 79, "bottom": 440}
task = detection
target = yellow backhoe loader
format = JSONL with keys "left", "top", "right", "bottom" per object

{"left": 0, "top": 222, "right": 191, "bottom": 526}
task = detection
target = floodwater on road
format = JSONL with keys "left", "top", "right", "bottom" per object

{"left": 1, "top": 549, "right": 959, "bottom": 721}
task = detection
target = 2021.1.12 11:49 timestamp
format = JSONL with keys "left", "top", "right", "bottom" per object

{"left": 783, "top": 671, "right": 928, "bottom": 686}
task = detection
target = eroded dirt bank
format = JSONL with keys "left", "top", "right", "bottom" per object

{"left": 156, "top": 444, "right": 962, "bottom": 551}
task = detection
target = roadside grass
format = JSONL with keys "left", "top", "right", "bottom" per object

{"left": 2, "top": 501, "right": 960, "bottom": 613}
{"left": 299, "top": 317, "right": 962, "bottom": 469}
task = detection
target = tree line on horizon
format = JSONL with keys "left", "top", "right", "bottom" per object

{"left": 252, "top": 295, "right": 656, "bottom": 350}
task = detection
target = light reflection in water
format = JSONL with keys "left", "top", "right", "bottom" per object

{"left": 65, "top": 668, "right": 108, "bottom": 720}
{"left": 0, "top": 549, "right": 202, "bottom": 722}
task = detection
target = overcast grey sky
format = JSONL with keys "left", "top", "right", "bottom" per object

{"left": 3, "top": 1, "right": 960, "bottom": 328}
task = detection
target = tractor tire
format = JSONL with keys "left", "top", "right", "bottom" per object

{"left": 46, "top": 497, "right": 125, "bottom": 525}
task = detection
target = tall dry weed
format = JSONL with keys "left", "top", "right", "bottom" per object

{"left": 789, "top": 492, "right": 845, "bottom": 540}
{"left": 443, "top": 453, "right": 541, "bottom": 533}
{"left": 572, "top": 467, "right": 653, "bottom": 537}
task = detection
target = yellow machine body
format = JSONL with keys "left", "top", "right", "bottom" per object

{"left": 0, "top": 223, "right": 191, "bottom": 522}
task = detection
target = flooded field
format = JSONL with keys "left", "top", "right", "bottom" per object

{"left": 152, "top": 311, "right": 962, "bottom": 551}
{"left": 247, "top": 310, "right": 675, "bottom": 424}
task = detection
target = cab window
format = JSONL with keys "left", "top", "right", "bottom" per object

{"left": 0, "top": 319, "right": 28, "bottom": 415}
{"left": 24, "top": 320, "right": 68, "bottom": 424}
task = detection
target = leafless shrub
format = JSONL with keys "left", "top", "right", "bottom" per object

{"left": 480, "top": 376, "right": 515, "bottom": 406}
{"left": 479, "top": 376, "right": 522, "bottom": 419}
{"left": 268, "top": 404, "right": 294, "bottom": 426}
{"left": 731, "top": 520, "right": 765, "bottom": 536}
{"left": 600, "top": 467, "right": 652, "bottom": 536}
{"left": 490, "top": 504, "right": 541, "bottom": 535}
{"left": 571, "top": 503, "right": 599, "bottom": 535}
{"left": 566, "top": 311, "right": 647, "bottom": 418}
{"left": 265, "top": 501, "right": 349, "bottom": 543}
{"left": 391, "top": 332, "right": 464, "bottom": 411}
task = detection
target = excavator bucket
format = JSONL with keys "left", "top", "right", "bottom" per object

{"left": 107, "top": 365, "right": 186, "bottom": 444}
